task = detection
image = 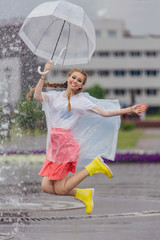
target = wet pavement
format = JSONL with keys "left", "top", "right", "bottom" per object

{"left": 0, "top": 128, "right": 160, "bottom": 239}
{"left": 0, "top": 160, "right": 160, "bottom": 240}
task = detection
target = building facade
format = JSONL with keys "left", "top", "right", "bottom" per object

{"left": 46, "top": 19, "right": 160, "bottom": 108}
{"left": 0, "top": 18, "right": 160, "bottom": 109}
{"left": 91, "top": 19, "right": 160, "bottom": 107}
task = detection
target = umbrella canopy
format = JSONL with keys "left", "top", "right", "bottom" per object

{"left": 19, "top": 0, "right": 96, "bottom": 65}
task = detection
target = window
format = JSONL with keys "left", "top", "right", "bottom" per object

{"left": 62, "top": 70, "right": 68, "bottom": 76}
{"left": 98, "top": 70, "right": 110, "bottom": 76}
{"left": 145, "top": 70, "right": 159, "bottom": 76}
{"left": 145, "top": 51, "right": 158, "bottom": 57}
{"left": 113, "top": 51, "right": 126, "bottom": 57}
{"left": 114, "top": 89, "right": 126, "bottom": 96}
{"left": 129, "top": 70, "right": 142, "bottom": 76}
{"left": 129, "top": 51, "right": 142, "bottom": 57}
{"left": 145, "top": 89, "right": 158, "bottom": 95}
{"left": 86, "top": 70, "right": 95, "bottom": 76}
{"left": 96, "top": 51, "right": 110, "bottom": 57}
{"left": 113, "top": 70, "right": 126, "bottom": 76}
{"left": 136, "top": 89, "right": 142, "bottom": 95}
{"left": 107, "top": 30, "right": 117, "bottom": 38}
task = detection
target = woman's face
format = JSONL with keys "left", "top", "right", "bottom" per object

{"left": 67, "top": 71, "right": 85, "bottom": 92}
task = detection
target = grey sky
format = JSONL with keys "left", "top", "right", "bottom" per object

{"left": 0, "top": 0, "right": 160, "bottom": 35}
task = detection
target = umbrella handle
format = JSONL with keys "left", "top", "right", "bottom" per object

{"left": 37, "top": 61, "right": 53, "bottom": 75}
{"left": 37, "top": 66, "right": 50, "bottom": 75}
{"left": 37, "top": 47, "right": 66, "bottom": 74}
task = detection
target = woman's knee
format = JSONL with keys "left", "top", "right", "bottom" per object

{"left": 41, "top": 182, "right": 49, "bottom": 193}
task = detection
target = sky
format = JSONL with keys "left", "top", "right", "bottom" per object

{"left": 0, "top": 0, "right": 160, "bottom": 35}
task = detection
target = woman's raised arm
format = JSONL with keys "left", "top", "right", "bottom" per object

{"left": 34, "top": 61, "right": 52, "bottom": 102}
{"left": 91, "top": 104, "right": 148, "bottom": 117}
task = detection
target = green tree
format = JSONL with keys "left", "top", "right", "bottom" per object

{"left": 87, "top": 84, "right": 106, "bottom": 99}
{"left": 15, "top": 94, "right": 45, "bottom": 134}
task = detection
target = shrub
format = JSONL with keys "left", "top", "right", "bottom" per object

{"left": 87, "top": 84, "right": 106, "bottom": 99}
{"left": 15, "top": 94, "right": 46, "bottom": 134}
{"left": 121, "top": 121, "right": 136, "bottom": 131}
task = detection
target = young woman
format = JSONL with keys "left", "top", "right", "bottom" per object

{"left": 33, "top": 61, "right": 147, "bottom": 214}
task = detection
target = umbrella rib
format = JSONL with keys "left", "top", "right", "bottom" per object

{"left": 62, "top": 22, "right": 70, "bottom": 65}
{"left": 51, "top": 20, "right": 66, "bottom": 61}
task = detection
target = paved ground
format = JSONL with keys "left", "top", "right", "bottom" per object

{"left": 0, "top": 161, "right": 160, "bottom": 240}
{"left": 0, "top": 128, "right": 160, "bottom": 239}
{"left": 136, "top": 128, "right": 160, "bottom": 152}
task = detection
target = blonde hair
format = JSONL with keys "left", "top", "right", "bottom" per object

{"left": 66, "top": 69, "right": 87, "bottom": 112}
{"left": 27, "top": 69, "right": 87, "bottom": 112}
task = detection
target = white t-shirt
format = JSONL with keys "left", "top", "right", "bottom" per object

{"left": 42, "top": 90, "right": 121, "bottom": 164}
{"left": 42, "top": 90, "right": 97, "bottom": 130}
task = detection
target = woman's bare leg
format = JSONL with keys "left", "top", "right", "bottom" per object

{"left": 54, "top": 168, "right": 89, "bottom": 196}
{"left": 41, "top": 176, "right": 55, "bottom": 194}
{"left": 41, "top": 157, "right": 113, "bottom": 196}
{"left": 41, "top": 168, "right": 89, "bottom": 195}
{"left": 41, "top": 157, "right": 113, "bottom": 214}
{"left": 41, "top": 171, "right": 94, "bottom": 215}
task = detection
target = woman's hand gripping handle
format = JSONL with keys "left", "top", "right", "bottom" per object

{"left": 33, "top": 61, "right": 52, "bottom": 102}
{"left": 38, "top": 60, "right": 53, "bottom": 75}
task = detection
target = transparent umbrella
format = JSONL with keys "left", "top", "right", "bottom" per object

{"left": 19, "top": 0, "right": 96, "bottom": 74}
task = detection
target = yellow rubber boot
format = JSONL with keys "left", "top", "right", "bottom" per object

{"left": 85, "top": 157, "right": 113, "bottom": 178}
{"left": 75, "top": 188, "right": 95, "bottom": 215}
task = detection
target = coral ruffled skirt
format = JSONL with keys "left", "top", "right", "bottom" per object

{"left": 39, "top": 128, "right": 80, "bottom": 180}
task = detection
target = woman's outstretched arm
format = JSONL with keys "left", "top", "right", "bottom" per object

{"left": 91, "top": 104, "right": 148, "bottom": 117}
{"left": 34, "top": 61, "right": 52, "bottom": 102}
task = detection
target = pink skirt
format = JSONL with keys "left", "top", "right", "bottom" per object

{"left": 39, "top": 128, "right": 80, "bottom": 180}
